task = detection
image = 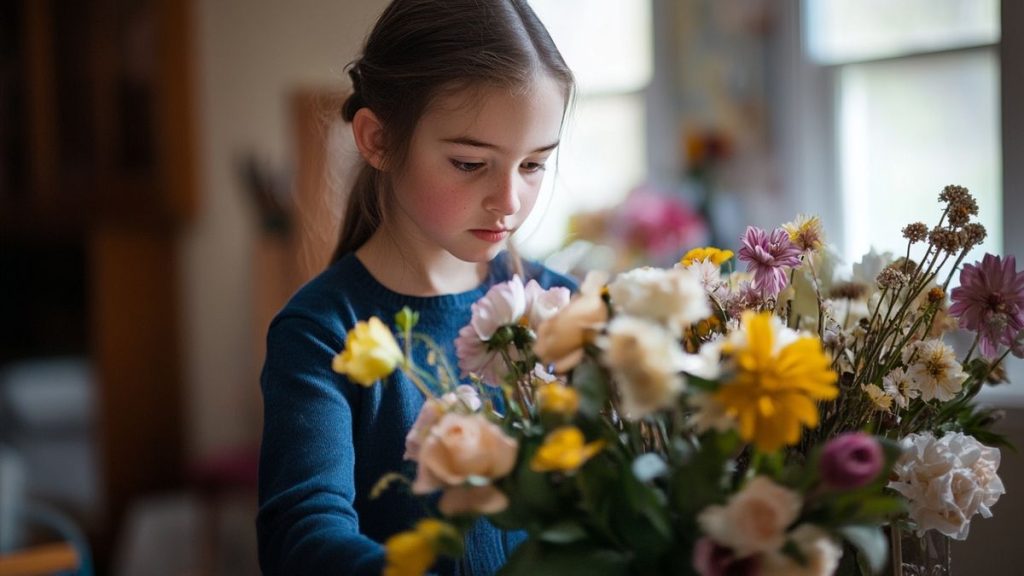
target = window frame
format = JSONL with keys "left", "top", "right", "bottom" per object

{"left": 770, "top": 1, "right": 1024, "bottom": 405}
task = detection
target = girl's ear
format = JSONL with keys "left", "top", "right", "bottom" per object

{"left": 352, "top": 107, "right": 387, "bottom": 170}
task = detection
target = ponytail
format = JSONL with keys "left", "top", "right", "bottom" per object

{"left": 331, "top": 69, "right": 387, "bottom": 264}
{"left": 331, "top": 160, "right": 383, "bottom": 263}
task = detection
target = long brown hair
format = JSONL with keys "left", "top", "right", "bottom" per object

{"left": 331, "top": 0, "right": 575, "bottom": 264}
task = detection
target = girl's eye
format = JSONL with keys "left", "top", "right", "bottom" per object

{"left": 451, "top": 160, "right": 484, "bottom": 172}
{"left": 521, "top": 161, "right": 546, "bottom": 173}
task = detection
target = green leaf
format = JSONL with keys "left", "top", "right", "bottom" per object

{"left": 394, "top": 306, "right": 419, "bottom": 332}
{"left": 538, "top": 521, "right": 588, "bottom": 544}
{"left": 498, "top": 541, "right": 630, "bottom": 576}
{"left": 849, "top": 496, "right": 907, "bottom": 523}
{"left": 621, "top": 468, "right": 672, "bottom": 546}
{"left": 570, "top": 358, "right": 609, "bottom": 418}
{"left": 839, "top": 525, "right": 889, "bottom": 575}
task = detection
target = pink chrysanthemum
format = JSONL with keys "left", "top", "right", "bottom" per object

{"left": 949, "top": 254, "right": 1024, "bottom": 358}
{"left": 737, "top": 226, "right": 803, "bottom": 298}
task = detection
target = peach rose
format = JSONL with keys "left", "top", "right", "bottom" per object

{"left": 698, "top": 476, "right": 802, "bottom": 558}
{"left": 438, "top": 485, "right": 510, "bottom": 516}
{"left": 412, "top": 413, "right": 518, "bottom": 495}
{"left": 533, "top": 271, "right": 609, "bottom": 373}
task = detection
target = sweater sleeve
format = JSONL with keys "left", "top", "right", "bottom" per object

{"left": 257, "top": 313, "right": 386, "bottom": 576}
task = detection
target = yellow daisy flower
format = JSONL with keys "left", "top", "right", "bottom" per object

{"left": 715, "top": 312, "right": 838, "bottom": 453}
{"left": 680, "top": 246, "right": 735, "bottom": 267}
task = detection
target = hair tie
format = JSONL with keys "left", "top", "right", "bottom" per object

{"left": 343, "top": 63, "right": 367, "bottom": 121}
{"left": 347, "top": 63, "right": 364, "bottom": 91}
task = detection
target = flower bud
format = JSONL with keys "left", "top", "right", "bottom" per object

{"left": 819, "top": 432, "right": 884, "bottom": 490}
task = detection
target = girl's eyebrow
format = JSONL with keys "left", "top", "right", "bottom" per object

{"left": 441, "top": 136, "right": 559, "bottom": 154}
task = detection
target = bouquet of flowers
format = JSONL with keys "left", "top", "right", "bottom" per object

{"left": 332, "top": 185, "right": 1015, "bottom": 576}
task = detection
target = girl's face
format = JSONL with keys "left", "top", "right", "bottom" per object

{"left": 388, "top": 74, "right": 567, "bottom": 264}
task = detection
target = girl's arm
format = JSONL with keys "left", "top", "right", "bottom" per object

{"left": 256, "top": 314, "right": 385, "bottom": 576}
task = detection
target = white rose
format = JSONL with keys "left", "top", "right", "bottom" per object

{"left": 608, "top": 267, "right": 710, "bottom": 336}
{"left": 888, "top": 432, "right": 1005, "bottom": 540}
{"left": 698, "top": 476, "right": 803, "bottom": 558}
{"left": 599, "top": 316, "right": 688, "bottom": 419}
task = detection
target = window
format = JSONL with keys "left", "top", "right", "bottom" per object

{"left": 791, "top": 0, "right": 1024, "bottom": 404}
{"left": 517, "top": 0, "right": 654, "bottom": 258}
{"left": 804, "top": 0, "right": 1002, "bottom": 270}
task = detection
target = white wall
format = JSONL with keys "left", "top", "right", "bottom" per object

{"left": 183, "top": 0, "right": 388, "bottom": 460}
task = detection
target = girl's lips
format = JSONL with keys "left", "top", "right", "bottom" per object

{"left": 471, "top": 229, "right": 510, "bottom": 243}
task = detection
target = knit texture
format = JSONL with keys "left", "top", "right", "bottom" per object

{"left": 257, "top": 252, "right": 577, "bottom": 575}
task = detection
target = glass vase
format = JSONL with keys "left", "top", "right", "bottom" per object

{"left": 890, "top": 525, "right": 952, "bottom": 576}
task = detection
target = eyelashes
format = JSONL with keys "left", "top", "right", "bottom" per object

{"left": 449, "top": 160, "right": 547, "bottom": 173}
{"left": 450, "top": 160, "right": 485, "bottom": 172}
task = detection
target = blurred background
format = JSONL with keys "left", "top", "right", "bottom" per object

{"left": 1, "top": 0, "right": 1022, "bottom": 574}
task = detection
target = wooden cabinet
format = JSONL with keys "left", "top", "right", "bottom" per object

{"left": 1, "top": 0, "right": 197, "bottom": 567}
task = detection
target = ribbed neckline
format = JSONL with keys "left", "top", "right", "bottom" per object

{"left": 335, "top": 251, "right": 512, "bottom": 310}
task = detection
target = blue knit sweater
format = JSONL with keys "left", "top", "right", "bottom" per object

{"left": 257, "top": 252, "right": 577, "bottom": 576}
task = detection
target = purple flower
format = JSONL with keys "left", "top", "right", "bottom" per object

{"left": 737, "top": 226, "right": 803, "bottom": 298}
{"left": 949, "top": 254, "right": 1024, "bottom": 358}
{"left": 692, "top": 537, "right": 761, "bottom": 576}
{"left": 820, "top": 432, "right": 884, "bottom": 490}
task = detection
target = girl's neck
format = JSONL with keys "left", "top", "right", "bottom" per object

{"left": 354, "top": 228, "right": 490, "bottom": 297}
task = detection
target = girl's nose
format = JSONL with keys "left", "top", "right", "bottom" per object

{"left": 486, "top": 171, "right": 522, "bottom": 216}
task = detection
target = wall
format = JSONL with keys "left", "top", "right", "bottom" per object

{"left": 185, "top": 0, "right": 387, "bottom": 460}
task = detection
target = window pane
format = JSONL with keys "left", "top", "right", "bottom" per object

{"left": 838, "top": 50, "right": 1001, "bottom": 272}
{"left": 530, "top": 0, "right": 653, "bottom": 94}
{"left": 805, "top": 0, "right": 999, "bottom": 64}
{"left": 518, "top": 94, "right": 647, "bottom": 258}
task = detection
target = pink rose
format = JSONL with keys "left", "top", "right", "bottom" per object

{"left": 525, "top": 279, "right": 571, "bottom": 327}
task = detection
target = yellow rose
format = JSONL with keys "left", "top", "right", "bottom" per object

{"left": 533, "top": 271, "right": 609, "bottom": 373}
{"left": 383, "top": 531, "right": 433, "bottom": 576}
{"left": 536, "top": 382, "right": 579, "bottom": 415}
{"left": 383, "top": 519, "right": 455, "bottom": 576}
{"left": 530, "top": 426, "right": 605, "bottom": 473}
{"left": 332, "top": 317, "right": 404, "bottom": 386}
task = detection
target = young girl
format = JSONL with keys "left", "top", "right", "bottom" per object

{"left": 256, "top": 1, "right": 577, "bottom": 574}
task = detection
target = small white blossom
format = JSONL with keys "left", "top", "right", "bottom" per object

{"left": 905, "top": 340, "right": 966, "bottom": 402}
{"left": 882, "top": 366, "right": 919, "bottom": 409}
